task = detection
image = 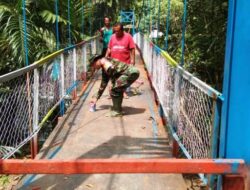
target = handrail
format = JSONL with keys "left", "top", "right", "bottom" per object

{"left": 0, "top": 36, "right": 101, "bottom": 159}
{"left": 134, "top": 32, "right": 223, "bottom": 162}
{"left": 176, "top": 66, "right": 223, "bottom": 100}
{"left": 0, "top": 36, "right": 98, "bottom": 83}
{"left": 134, "top": 32, "right": 224, "bottom": 185}
{"left": 137, "top": 32, "right": 222, "bottom": 100}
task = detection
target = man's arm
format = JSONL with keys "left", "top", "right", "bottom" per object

{"left": 130, "top": 48, "right": 135, "bottom": 65}
{"left": 127, "top": 34, "right": 136, "bottom": 65}
{"left": 105, "top": 47, "right": 111, "bottom": 57}
{"left": 105, "top": 35, "right": 113, "bottom": 57}
{"left": 99, "top": 27, "right": 104, "bottom": 42}
{"left": 91, "top": 70, "right": 109, "bottom": 104}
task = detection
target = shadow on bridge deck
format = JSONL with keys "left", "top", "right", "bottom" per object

{"left": 17, "top": 52, "right": 187, "bottom": 190}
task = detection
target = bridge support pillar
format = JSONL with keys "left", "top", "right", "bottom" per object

{"left": 220, "top": 0, "right": 250, "bottom": 189}
{"left": 223, "top": 175, "right": 245, "bottom": 190}
{"left": 221, "top": 0, "right": 250, "bottom": 162}
{"left": 172, "top": 140, "right": 179, "bottom": 158}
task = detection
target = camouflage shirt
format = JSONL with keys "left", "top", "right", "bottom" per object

{"left": 95, "top": 58, "right": 134, "bottom": 99}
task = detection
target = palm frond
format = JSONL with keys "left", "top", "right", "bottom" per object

{"left": 39, "top": 10, "right": 67, "bottom": 25}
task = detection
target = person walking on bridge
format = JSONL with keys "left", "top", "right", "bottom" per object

{"left": 89, "top": 54, "right": 139, "bottom": 117}
{"left": 105, "top": 22, "right": 135, "bottom": 65}
{"left": 99, "top": 17, "right": 113, "bottom": 56}
{"left": 105, "top": 22, "right": 136, "bottom": 97}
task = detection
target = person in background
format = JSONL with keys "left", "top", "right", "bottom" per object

{"left": 105, "top": 23, "right": 136, "bottom": 97}
{"left": 105, "top": 22, "right": 135, "bottom": 65}
{"left": 89, "top": 54, "right": 139, "bottom": 117}
{"left": 99, "top": 17, "right": 113, "bottom": 56}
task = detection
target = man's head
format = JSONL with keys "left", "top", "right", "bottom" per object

{"left": 89, "top": 54, "right": 103, "bottom": 69}
{"left": 113, "top": 23, "right": 124, "bottom": 38}
{"left": 104, "top": 17, "right": 111, "bottom": 27}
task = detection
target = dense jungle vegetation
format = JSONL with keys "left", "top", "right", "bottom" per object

{"left": 0, "top": 0, "right": 228, "bottom": 91}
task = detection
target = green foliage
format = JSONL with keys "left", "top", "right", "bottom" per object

{"left": 0, "top": 0, "right": 142, "bottom": 75}
{"left": 138, "top": 0, "right": 227, "bottom": 90}
{"left": 0, "top": 0, "right": 95, "bottom": 73}
{"left": 0, "top": 0, "right": 227, "bottom": 90}
{"left": 39, "top": 10, "right": 67, "bottom": 25}
{"left": 184, "top": 0, "right": 228, "bottom": 89}
{"left": 0, "top": 175, "right": 10, "bottom": 187}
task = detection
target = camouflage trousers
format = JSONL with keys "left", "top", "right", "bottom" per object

{"left": 110, "top": 67, "right": 139, "bottom": 97}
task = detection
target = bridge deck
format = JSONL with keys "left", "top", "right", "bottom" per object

{"left": 17, "top": 53, "right": 187, "bottom": 190}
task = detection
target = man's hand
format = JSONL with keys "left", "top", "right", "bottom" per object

{"left": 130, "top": 48, "right": 135, "bottom": 65}
{"left": 89, "top": 97, "right": 97, "bottom": 112}
{"left": 105, "top": 48, "right": 111, "bottom": 57}
{"left": 99, "top": 28, "right": 104, "bottom": 42}
{"left": 99, "top": 37, "right": 103, "bottom": 43}
{"left": 90, "top": 97, "right": 98, "bottom": 105}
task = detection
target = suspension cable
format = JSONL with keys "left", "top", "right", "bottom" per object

{"left": 22, "top": 0, "right": 34, "bottom": 157}
{"left": 54, "top": 0, "right": 63, "bottom": 116}
{"left": 81, "top": 0, "right": 84, "bottom": 38}
{"left": 22, "top": 0, "right": 29, "bottom": 66}
{"left": 148, "top": 0, "right": 151, "bottom": 34}
{"left": 55, "top": 0, "right": 60, "bottom": 50}
{"left": 157, "top": 0, "right": 161, "bottom": 41}
{"left": 165, "top": 0, "right": 171, "bottom": 50}
{"left": 89, "top": 0, "right": 92, "bottom": 35}
{"left": 138, "top": 0, "right": 145, "bottom": 32}
{"left": 144, "top": 0, "right": 146, "bottom": 32}
{"left": 181, "top": 0, "right": 188, "bottom": 66}
{"left": 67, "top": 0, "right": 72, "bottom": 45}
{"left": 152, "top": 0, "right": 156, "bottom": 30}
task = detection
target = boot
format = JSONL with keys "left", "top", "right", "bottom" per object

{"left": 109, "top": 96, "right": 123, "bottom": 117}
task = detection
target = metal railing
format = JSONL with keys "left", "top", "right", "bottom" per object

{"left": 0, "top": 37, "right": 101, "bottom": 159}
{"left": 134, "top": 33, "right": 223, "bottom": 160}
{"left": 0, "top": 32, "right": 223, "bottom": 161}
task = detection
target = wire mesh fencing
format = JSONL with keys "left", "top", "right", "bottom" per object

{"left": 134, "top": 33, "right": 222, "bottom": 159}
{"left": 0, "top": 72, "right": 34, "bottom": 158}
{"left": 0, "top": 37, "right": 101, "bottom": 159}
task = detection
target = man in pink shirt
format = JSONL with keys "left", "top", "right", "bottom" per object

{"left": 105, "top": 23, "right": 135, "bottom": 65}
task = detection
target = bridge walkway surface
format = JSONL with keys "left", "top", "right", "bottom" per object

{"left": 17, "top": 52, "right": 187, "bottom": 190}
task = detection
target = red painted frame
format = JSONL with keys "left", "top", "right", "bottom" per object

{"left": 0, "top": 159, "right": 245, "bottom": 175}
{"left": 1, "top": 158, "right": 246, "bottom": 189}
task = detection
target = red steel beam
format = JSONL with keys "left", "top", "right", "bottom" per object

{"left": 0, "top": 159, "right": 246, "bottom": 175}
{"left": 223, "top": 175, "right": 246, "bottom": 190}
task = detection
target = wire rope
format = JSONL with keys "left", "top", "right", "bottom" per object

{"left": 137, "top": 0, "right": 145, "bottom": 32}
{"left": 55, "top": 0, "right": 60, "bottom": 50}
{"left": 165, "top": 0, "right": 171, "bottom": 50}
{"left": 181, "top": 0, "right": 188, "bottom": 66}
{"left": 22, "top": 0, "right": 33, "bottom": 157}
{"left": 22, "top": 0, "right": 29, "bottom": 66}
{"left": 89, "top": 0, "right": 92, "bottom": 35}
{"left": 148, "top": 0, "right": 151, "bottom": 33}
{"left": 81, "top": 0, "right": 84, "bottom": 38}
{"left": 157, "top": 0, "right": 161, "bottom": 42}
{"left": 67, "top": 0, "right": 72, "bottom": 45}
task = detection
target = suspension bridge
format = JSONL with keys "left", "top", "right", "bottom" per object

{"left": 0, "top": 0, "right": 250, "bottom": 190}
